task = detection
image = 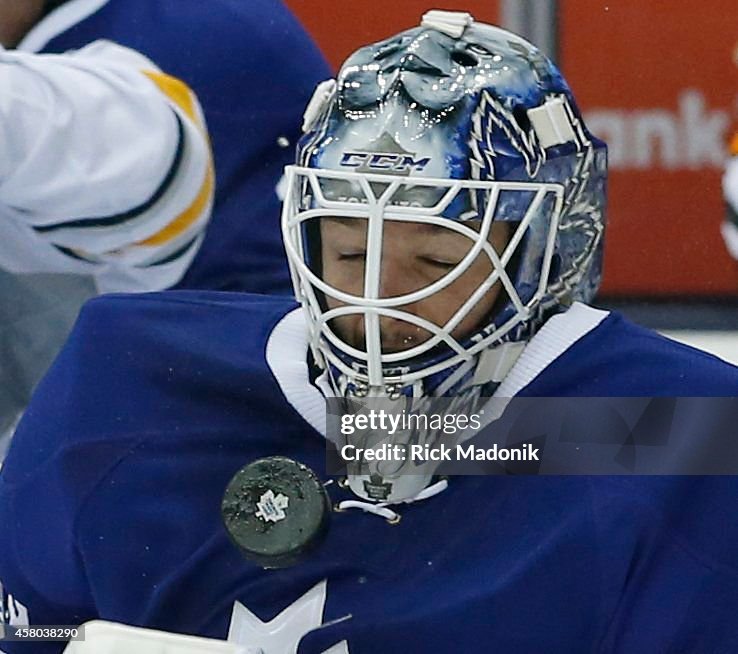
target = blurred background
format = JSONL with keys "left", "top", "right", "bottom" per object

{"left": 285, "top": 0, "right": 738, "bottom": 364}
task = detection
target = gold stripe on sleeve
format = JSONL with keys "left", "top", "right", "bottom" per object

{"left": 137, "top": 70, "right": 214, "bottom": 247}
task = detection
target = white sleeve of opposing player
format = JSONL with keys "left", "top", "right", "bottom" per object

{"left": 0, "top": 40, "right": 213, "bottom": 291}
{"left": 723, "top": 156, "right": 738, "bottom": 215}
{"left": 722, "top": 156, "right": 738, "bottom": 261}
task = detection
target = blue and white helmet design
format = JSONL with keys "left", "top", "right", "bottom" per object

{"left": 282, "top": 10, "right": 607, "bottom": 399}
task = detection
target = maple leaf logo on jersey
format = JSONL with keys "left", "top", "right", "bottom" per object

{"left": 228, "top": 580, "right": 349, "bottom": 654}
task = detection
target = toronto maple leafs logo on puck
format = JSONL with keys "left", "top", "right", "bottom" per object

{"left": 222, "top": 456, "right": 332, "bottom": 568}
{"left": 255, "top": 489, "right": 289, "bottom": 523}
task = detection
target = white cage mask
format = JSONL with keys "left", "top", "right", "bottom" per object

{"left": 282, "top": 165, "right": 564, "bottom": 399}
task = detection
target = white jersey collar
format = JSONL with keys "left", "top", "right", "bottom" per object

{"left": 266, "top": 302, "right": 610, "bottom": 438}
{"left": 19, "top": 0, "right": 112, "bottom": 53}
{"left": 266, "top": 308, "right": 328, "bottom": 436}
{"left": 494, "top": 302, "right": 609, "bottom": 397}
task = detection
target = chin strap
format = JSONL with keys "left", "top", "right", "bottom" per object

{"left": 335, "top": 478, "right": 448, "bottom": 524}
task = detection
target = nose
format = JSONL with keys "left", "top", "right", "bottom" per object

{"left": 375, "top": 256, "right": 430, "bottom": 352}
{"left": 378, "top": 255, "right": 415, "bottom": 300}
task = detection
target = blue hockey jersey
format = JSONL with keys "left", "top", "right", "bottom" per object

{"left": 20, "top": 0, "right": 331, "bottom": 294}
{"left": 1, "top": 292, "right": 738, "bottom": 653}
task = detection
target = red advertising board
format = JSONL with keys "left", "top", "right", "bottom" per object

{"left": 561, "top": 1, "right": 738, "bottom": 295}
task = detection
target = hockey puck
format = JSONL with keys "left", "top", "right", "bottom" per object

{"left": 221, "top": 456, "right": 331, "bottom": 569}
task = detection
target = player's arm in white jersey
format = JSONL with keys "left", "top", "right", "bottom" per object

{"left": 722, "top": 133, "right": 738, "bottom": 261}
{"left": 0, "top": 39, "right": 213, "bottom": 293}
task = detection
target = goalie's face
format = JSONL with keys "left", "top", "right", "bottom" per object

{"left": 320, "top": 218, "right": 511, "bottom": 353}
{"left": 281, "top": 167, "right": 567, "bottom": 394}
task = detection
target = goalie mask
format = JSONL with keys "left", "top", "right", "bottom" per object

{"left": 282, "top": 10, "right": 607, "bottom": 402}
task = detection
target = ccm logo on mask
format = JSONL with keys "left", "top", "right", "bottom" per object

{"left": 340, "top": 151, "right": 431, "bottom": 172}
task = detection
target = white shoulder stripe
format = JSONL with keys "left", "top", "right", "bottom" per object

{"left": 266, "top": 308, "right": 327, "bottom": 436}
{"left": 18, "top": 0, "right": 113, "bottom": 53}
{"left": 494, "top": 302, "right": 610, "bottom": 398}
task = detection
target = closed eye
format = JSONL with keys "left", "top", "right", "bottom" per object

{"left": 338, "top": 252, "right": 366, "bottom": 261}
{"left": 418, "top": 256, "right": 458, "bottom": 270}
